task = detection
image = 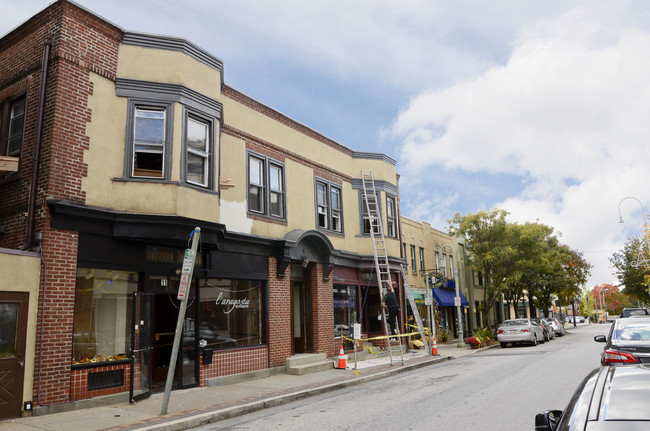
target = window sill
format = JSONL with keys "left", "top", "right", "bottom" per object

{"left": 247, "top": 212, "right": 287, "bottom": 225}
{"left": 71, "top": 358, "right": 131, "bottom": 370}
{"left": 0, "top": 156, "right": 19, "bottom": 174}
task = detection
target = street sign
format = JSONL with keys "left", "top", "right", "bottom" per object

{"left": 427, "top": 272, "right": 445, "bottom": 288}
{"left": 454, "top": 296, "right": 461, "bottom": 307}
{"left": 178, "top": 248, "right": 196, "bottom": 300}
{"left": 177, "top": 273, "right": 189, "bottom": 300}
{"left": 181, "top": 249, "right": 195, "bottom": 274}
{"left": 353, "top": 323, "right": 361, "bottom": 340}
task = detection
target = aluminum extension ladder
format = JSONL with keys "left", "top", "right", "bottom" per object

{"left": 361, "top": 171, "right": 431, "bottom": 360}
{"left": 361, "top": 171, "right": 405, "bottom": 365}
{"left": 400, "top": 264, "right": 430, "bottom": 353}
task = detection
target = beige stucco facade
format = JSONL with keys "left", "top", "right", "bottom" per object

{"left": 0, "top": 248, "right": 40, "bottom": 408}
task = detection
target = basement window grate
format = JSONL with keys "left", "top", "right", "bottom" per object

{"left": 88, "top": 369, "right": 124, "bottom": 391}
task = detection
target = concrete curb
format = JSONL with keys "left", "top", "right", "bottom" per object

{"left": 130, "top": 355, "right": 454, "bottom": 431}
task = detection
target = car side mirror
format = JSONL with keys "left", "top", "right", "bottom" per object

{"left": 535, "top": 410, "right": 563, "bottom": 431}
{"left": 594, "top": 335, "right": 606, "bottom": 343}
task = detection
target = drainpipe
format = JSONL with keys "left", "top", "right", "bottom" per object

{"left": 24, "top": 40, "right": 51, "bottom": 250}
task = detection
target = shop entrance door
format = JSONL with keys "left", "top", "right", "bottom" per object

{"left": 0, "top": 292, "right": 28, "bottom": 420}
{"left": 149, "top": 276, "right": 199, "bottom": 392}
{"left": 292, "top": 281, "right": 312, "bottom": 353}
{"left": 130, "top": 291, "right": 153, "bottom": 402}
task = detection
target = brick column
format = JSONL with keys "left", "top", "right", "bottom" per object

{"left": 310, "top": 263, "right": 335, "bottom": 356}
{"left": 268, "top": 257, "right": 291, "bottom": 367}
{"left": 33, "top": 227, "right": 79, "bottom": 405}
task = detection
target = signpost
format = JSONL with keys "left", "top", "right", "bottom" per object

{"left": 161, "top": 227, "right": 201, "bottom": 415}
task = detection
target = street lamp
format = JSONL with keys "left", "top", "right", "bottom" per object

{"left": 618, "top": 196, "right": 650, "bottom": 307}
{"left": 439, "top": 243, "right": 465, "bottom": 348}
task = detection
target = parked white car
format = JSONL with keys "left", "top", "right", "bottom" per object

{"left": 497, "top": 318, "right": 546, "bottom": 348}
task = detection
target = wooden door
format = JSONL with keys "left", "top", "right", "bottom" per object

{"left": 0, "top": 292, "right": 28, "bottom": 420}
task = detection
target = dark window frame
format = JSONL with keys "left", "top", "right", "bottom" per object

{"left": 410, "top": 244, "right": 417, "bottom": 274}
{"left": 386, "top": 195, "right": 397, "bottom": 238}
{"left": 183, "top": 108, "right": 216, "bottom": 189}
{"left": 315, "top": 177, "right": 343, "bottom": 234}
{"left": 124, "top": 99, "right": 174, "bottom": 181}
{"left": 247, "top": 150, "right": 286, "bottom": 221}
{"left": 360, "top": 191, "right": 381, "bottom": 235}
{"left": 0, "top": 92, "right": 28, "bottom": 163}
{"left": 419, "top": 247, "right": 425, "bottom": 274}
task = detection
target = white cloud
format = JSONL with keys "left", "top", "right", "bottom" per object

{"left": 391, "top": 6, "right": 650, "bottom": 288}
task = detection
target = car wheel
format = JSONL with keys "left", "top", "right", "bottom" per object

{"left": 500, "top": 342, "right": 507, "bottom": 348}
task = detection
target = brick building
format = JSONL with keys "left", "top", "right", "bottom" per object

{"left": 0, "top": 0, "right": 404, "bottom": 418}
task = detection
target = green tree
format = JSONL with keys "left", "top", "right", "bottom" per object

{"left": 555, "top": 246, "right": 592, "bottom": 314}
{"left": 580, "top": 286, "right": 597, "bottom": 317}
{"left": 610, "top": 236, "right": 650, "bottom": 302}
{"left": 450, "top": 209, "right": 513, "bottom": 328}
{"left": 497, "top": 222, "right": 558, "bottom": 318}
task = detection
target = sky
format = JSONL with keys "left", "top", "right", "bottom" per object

{"left": 4, "top": 0, "right": 650, "bottom": 293}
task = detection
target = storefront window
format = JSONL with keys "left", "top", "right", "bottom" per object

{"left": 334, "top": 285, "right": 357, "bottom": 348}
{"left": 198, "top": 279, "right": 265, "bottom": 349}
{"left": 73, "top": 268, "right": 137, "bottom": 364}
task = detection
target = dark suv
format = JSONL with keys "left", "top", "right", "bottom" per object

{"left": 594, "top": 315, "right": 650, "bottom": 365}
{"left": 620, "top": 308, "right": 650, "bottom": 318}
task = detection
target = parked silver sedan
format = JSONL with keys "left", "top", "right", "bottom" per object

{"left": 547, "top": 318, "right": 565, "bottom": 336}
{"left": 497, "top": 318, "right": 545, "bottom": 347}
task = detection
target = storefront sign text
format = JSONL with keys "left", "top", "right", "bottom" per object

{"left": 215, "top": 292, "right": 250, "bottom": 314}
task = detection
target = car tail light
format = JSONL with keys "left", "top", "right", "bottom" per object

{"left": 497, "top": 329, "right": 504, "bottom": 334}
{"left": 603, "top": 349, "right": 638, "bottom": 364}
{"left": 522, "top": 328, "right": 530, "bottom": 332}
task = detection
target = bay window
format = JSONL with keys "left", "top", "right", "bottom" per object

{"left": 185, "top": 114, "right": 211, "bottom": 187}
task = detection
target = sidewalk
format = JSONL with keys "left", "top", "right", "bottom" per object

{"left": 1, "top": 341, "right": 492, "bottom": 431}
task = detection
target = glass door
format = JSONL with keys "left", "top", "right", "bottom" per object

{"left": 149, "top": 275, "right": 198, "bottom": 392}
{"left": 130, "top": 291, "right": 153, "bottom": 403}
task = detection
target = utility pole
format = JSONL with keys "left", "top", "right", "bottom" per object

{"left": 161, "top": 227, "right": 201, "bottom": 415}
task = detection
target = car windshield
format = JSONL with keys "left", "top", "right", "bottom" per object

{"left": 501, "top": 320, "right": 528, "bottom": 326}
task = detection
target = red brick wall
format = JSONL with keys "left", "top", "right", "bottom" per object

{"left": 0, "top": 1, "right": 123, "bottom": 406}
{"left": 268, "top": 257, "right": 291, "bottom": 367}
{"left": 34, "top": 226, "right": 79, "bottom": 403}
{"left": 0, "top": 1, "right": 121, "bottom": 250}
{"left": 199, "top": 347, "right": 267, "bottom": 387}
{"left": 71, "top": 363, "right": 130, "bottom": 401}
{"left": 310, "top": 263, "right": 336, "bottom": 356}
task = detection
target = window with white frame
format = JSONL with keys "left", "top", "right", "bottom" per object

{"left": 269, "top": 163, "right": 284, "bottom": 218}
{"left": 435, "top": 251, "right": 440, "bottom": 272}
{"left": 410, "top": 244, "right": 417, "bottom": 273}
{"left": 185, "top": 114, "right": 211, "bottom": 187}
{"left": 386, "top": 195, "right": 397, "bottom": 237}
{"left": 132, "top": 106, "right": 167, "bottom": 178}
{"left": 248, "top": 152, "right": 285, "bottom": 219}
{"left": 361, "top": 193, "right": 381, "bottom": 234}
{"left": 316, "top": 179, "right": 342, "bottom": 233}
{"left": 419, "top": 247, "right": 425, "bottom": 274}
{"left": 449, "top": 254, "right": 455, "bottom": 277}
{"left": 441, "top": 253, "right": 448, "bottom": 277}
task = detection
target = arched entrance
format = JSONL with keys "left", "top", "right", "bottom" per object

{"left": 281, "top": 230, "right": 334, "bottom": 354}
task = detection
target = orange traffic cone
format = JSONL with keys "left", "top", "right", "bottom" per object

{"left": 431, "top": 337, "right": 439, "bottom": 356}
{"left": 337, "top": 344, "right": 347, "bottom": 369}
